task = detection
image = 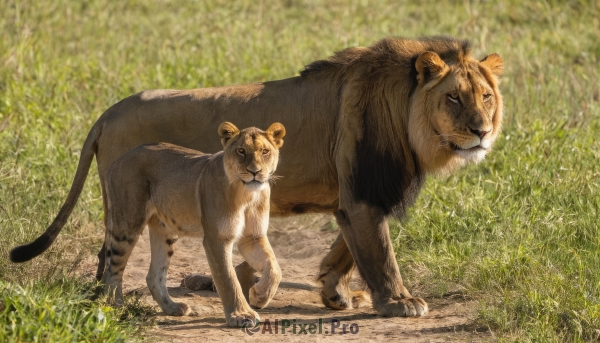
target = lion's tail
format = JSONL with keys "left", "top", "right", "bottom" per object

{"left": 10, "top": 123, "right": 101, "bottom": 263}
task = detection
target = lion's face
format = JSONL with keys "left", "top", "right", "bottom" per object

{"left": 409, "top": 51, "right": 503, "bottom": 174}
{"left": 218, "top": 122, "right": 286, "bottom": 191}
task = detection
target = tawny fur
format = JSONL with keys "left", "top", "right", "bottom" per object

{"left": 102, "top": 123, "right": 285, "bottom": 327}
{"left": 10, "top": 36, "right": 503, "bottom": 318}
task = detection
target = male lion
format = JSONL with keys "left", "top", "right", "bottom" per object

{"left": 102, "top": 122, "right": 285, "bottom": 326}
{"left": 11, "top": 36, "right": 503, "bottom": 318}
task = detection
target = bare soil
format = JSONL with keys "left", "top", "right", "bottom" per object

{"left": 77, "top": 214, "right": 493, "bottom": 342}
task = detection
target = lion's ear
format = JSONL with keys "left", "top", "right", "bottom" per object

{"left": 218, "top": 122, "right": 240, "bottom": 147}
{"left": 480, "top": 53, "right": 503, "bottom": 77}
{"left": 266, "top": 122, "right": 286, "bottom": 149}
{"left": 415, "top": 51, "right": 449, "bottom": 85}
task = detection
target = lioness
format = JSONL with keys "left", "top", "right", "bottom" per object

{"left": 102, "top": 122, "right": 285, "bottom": 326}
{"left": 11, "top": 36, "right": 503, "bottom": 318}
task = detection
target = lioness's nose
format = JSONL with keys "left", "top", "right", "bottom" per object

{"left": 247, "top": 167, "right": 261, "bottom": 176}
{"left": 469, "top": 127, "right": 491, "bottom": 138}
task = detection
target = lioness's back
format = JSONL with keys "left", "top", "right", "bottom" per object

{"left": 105, "top": 143, "right": 214, "bottom": 233}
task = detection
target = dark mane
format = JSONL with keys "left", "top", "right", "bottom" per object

{"left": 299, "top": 46, "right": 369, "bottom": 78}
{"left": 352, "top": 110, "right": 424, "bottom": 217}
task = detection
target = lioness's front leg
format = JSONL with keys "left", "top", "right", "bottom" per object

{"left": 203, "top": 231, "right": 259, "bottom": 327}
{"left": 336, "top": 190, "right": 428, "bottom": 317}
{"left": 237, "top": 236, "right": 281, "bottom": 309}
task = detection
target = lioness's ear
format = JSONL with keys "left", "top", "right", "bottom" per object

{"left": 415, "top": 51, "right": 449, "bottom": 85}
{"left": 266, "top": 122, "right": 286, "bottom": 149}
{"left": 218, "top": 122, "right": 240, "bottom": 147}
{"left": 480, "top": 53, "right": 503, "bottom": 77}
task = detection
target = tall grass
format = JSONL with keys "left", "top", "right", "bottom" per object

{"left": 1, "top": 0, "right": 598, "bottom": 341}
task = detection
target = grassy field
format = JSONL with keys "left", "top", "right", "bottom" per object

{"left": 1, "top": 0, "right": 599, "bottom": 341}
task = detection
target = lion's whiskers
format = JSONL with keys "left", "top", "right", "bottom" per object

{"left": 433, "top": 133, "right": 456, "bottom": 151}
{"left": 433, "top": 133, "right": 459, "bottom": 139}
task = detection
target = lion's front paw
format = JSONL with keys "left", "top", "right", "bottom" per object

{"left": 377, "top": 297, "right": 428, "bottom": 317}
{"left": 163, "top": 302, "right": 192, "bottom": 316}
{"left": 227, "top": 309, "right": 260, "bottom": 327}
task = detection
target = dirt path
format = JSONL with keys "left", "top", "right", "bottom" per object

{"left": 79, "top": 214, "right": 492, "bottom": 342}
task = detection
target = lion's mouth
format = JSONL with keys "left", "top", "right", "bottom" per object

{"left": 449, "top": 142, "right": 485, "bottom": 152}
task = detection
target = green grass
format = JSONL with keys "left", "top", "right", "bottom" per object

{"left": 0, "top": 278, "right": 153, "bottom": 342}
{"left": 1, "top": 0, "right": 599, "bottom": 341}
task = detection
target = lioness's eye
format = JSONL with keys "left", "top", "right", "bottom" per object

{"left": 262, "top": 149, "right": 270, "bottom": 155}
{"left": 447, "top": 93, "right": 459, "bottom": 104}
{"left": 237, "top": 148, "right": 245, "bottom": 155}
{"left": 483, "top": 93, "right": 493, "bottom": 101}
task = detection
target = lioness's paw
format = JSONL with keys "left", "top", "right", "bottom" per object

{"left": 378, "top": 297, "right": 428, "bottom": 317}
{"left": 227, "top": 309, "right": 260, "bottom": 327}
{"left": 249, "top": 285, "right": 272, "bottom": 309}
{"left": 164, "top": 302, "right": 192, "bottom": 316}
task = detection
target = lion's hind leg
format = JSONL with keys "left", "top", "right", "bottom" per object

{"left": 146, "top": 217, "right": 190, "bottom": 316}
{"left": 318, "top": 233, "right": 371, "bottom": 310}
{"left": 237, "top": 236, "right": 282, "bottom": 309}
{"left": 234, "top": 261, "right": 257, "bottom": 300}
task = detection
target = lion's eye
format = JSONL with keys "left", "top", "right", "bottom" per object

{"left": 236, "top": 148, "right": 245, "bottom": 155}
{"left": 447, "top": 93, "right": 459, "bottom": 104}
{"left": 262, "top": 149, "right": 270, "bottom": 155}
{"left": 483, "top": 93, "right": 493, "bottom": 102}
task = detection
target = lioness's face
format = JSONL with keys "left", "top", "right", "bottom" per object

{"left": 218, "top": 122, "right": 286, "bottom": 191}
{"left": 410, "top": 52, "right": 503, "bottom": 173}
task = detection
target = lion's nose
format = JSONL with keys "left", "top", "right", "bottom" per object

{"left": 469, "top": 127, "right": 491, "bottom": 138}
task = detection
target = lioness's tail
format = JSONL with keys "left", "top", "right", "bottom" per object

{"left": 10, "top": 124, "right": 101, "bottom": 263}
